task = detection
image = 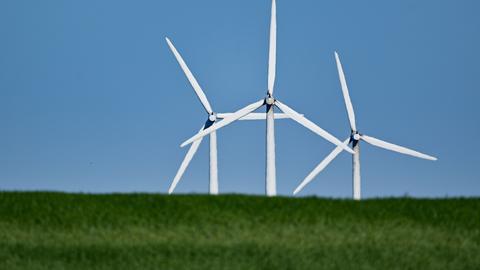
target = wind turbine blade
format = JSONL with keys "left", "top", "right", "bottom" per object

{"left": 267, "top": 0, "right": 277, "bottom": 95}
{"left": 217, "top": 113, "right": 298, "bottom": 120}
{"left": 168, "top": 128, "right": 204, "bottom": 194}
{"left": 334, "top": 52, "right": 357, "bottom": 131}
{"left": 275, "top": 100, "right": 354, "bottom": 154}
{"left": 166, "top": 37, "right": 213, "bottom": 114}
{"left": 240, "top": 113, "right": 294, "bottom": 120}
{"left": 181, "top": 99, "right": 265, "bottom": 147}
{"left": 361, "top": 135, "right": 437, "bottom": 161}
{"left": 294, "top": 137, "right": 351, "bottom": 195}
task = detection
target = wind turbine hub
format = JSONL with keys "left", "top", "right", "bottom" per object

{"left": 266, "top": 97, "right": 275, "bottom": 105}
{"left": 208, "top": 114, "right": 217, "bottom": 122}
{"left": 353, "top": 133, "right": 361, "bottom": 141}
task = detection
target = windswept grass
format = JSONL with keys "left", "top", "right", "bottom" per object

{"left": 0, "top": 192, "right": 479, "bottom": 269}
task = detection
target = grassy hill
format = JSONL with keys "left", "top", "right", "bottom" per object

{"left": 0, "top": 192, "right": 479, "bottom": 269}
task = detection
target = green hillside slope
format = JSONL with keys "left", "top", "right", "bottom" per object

{"left": 0, "top": 192, "right": 479, "bottom": 269}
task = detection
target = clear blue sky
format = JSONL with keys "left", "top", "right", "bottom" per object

{"left": 1, "top": 0, "right": 479, "bottom": 197}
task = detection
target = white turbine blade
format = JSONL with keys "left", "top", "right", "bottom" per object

{"left": 334, "top": 52, "right": 356, "bottom": 131}
{"left": 217, "top": 113, "right": 299, "bottom": 120}
{"left": 168, "top": 128, "right": 204, "bottom": 194}
{"left": 267, "top": 0, "right": 277, "bottom": 95}
{"left": 240, "top": 113, "right": 296, "bottom": 120}
{"left": 272, "top": 113, "right": 293, "bottom": 119}
{"left": 294, "top": 137, "right": 351, "bottom": 195}
{"left": 166, "top": 37, "right": 213, "bottom": 114}
{"left": 181, "top": 99, "right": 265, "bottom": 147}
{"left": 361, "top": 135, "right": 437, "bottom": 161}
{"left": 275, "top": 101, "right": 354, "bottom": 154}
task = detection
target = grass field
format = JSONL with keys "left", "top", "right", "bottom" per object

{"left": 0, "top": 192, "right": 479, "bottom": 269}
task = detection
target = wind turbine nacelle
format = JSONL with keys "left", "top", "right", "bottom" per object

{"left": 266, "top": 97, "right": 275, "bottom": 105}
{"left": 208, "top": 114, "right": 217, "bottom": 122}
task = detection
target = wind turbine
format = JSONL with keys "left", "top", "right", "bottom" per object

{"left": 179, "top": 0, "right": 354, "bottom": 196}
{"left": 166, "top": 37, "right": 295, "bottom": 195}
{"left": 293, "top": 52, "right": 437, "bottom": 199}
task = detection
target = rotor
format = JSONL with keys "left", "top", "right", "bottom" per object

{"left": 352, "top": 131, "right": 361, "bottom": 141}
{"left": 265, "top": 94, "right": 275, "bottom": 105}
{"left": 208, "top": 113, "right": 217, "bottom": 122}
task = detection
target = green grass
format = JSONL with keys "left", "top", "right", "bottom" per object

{"left": 0, "top": 192, "right": 479, "bottom": 269}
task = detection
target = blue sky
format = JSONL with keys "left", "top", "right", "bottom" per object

{"left": 1, "top": 0, "right": 479, "bottom": 197}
